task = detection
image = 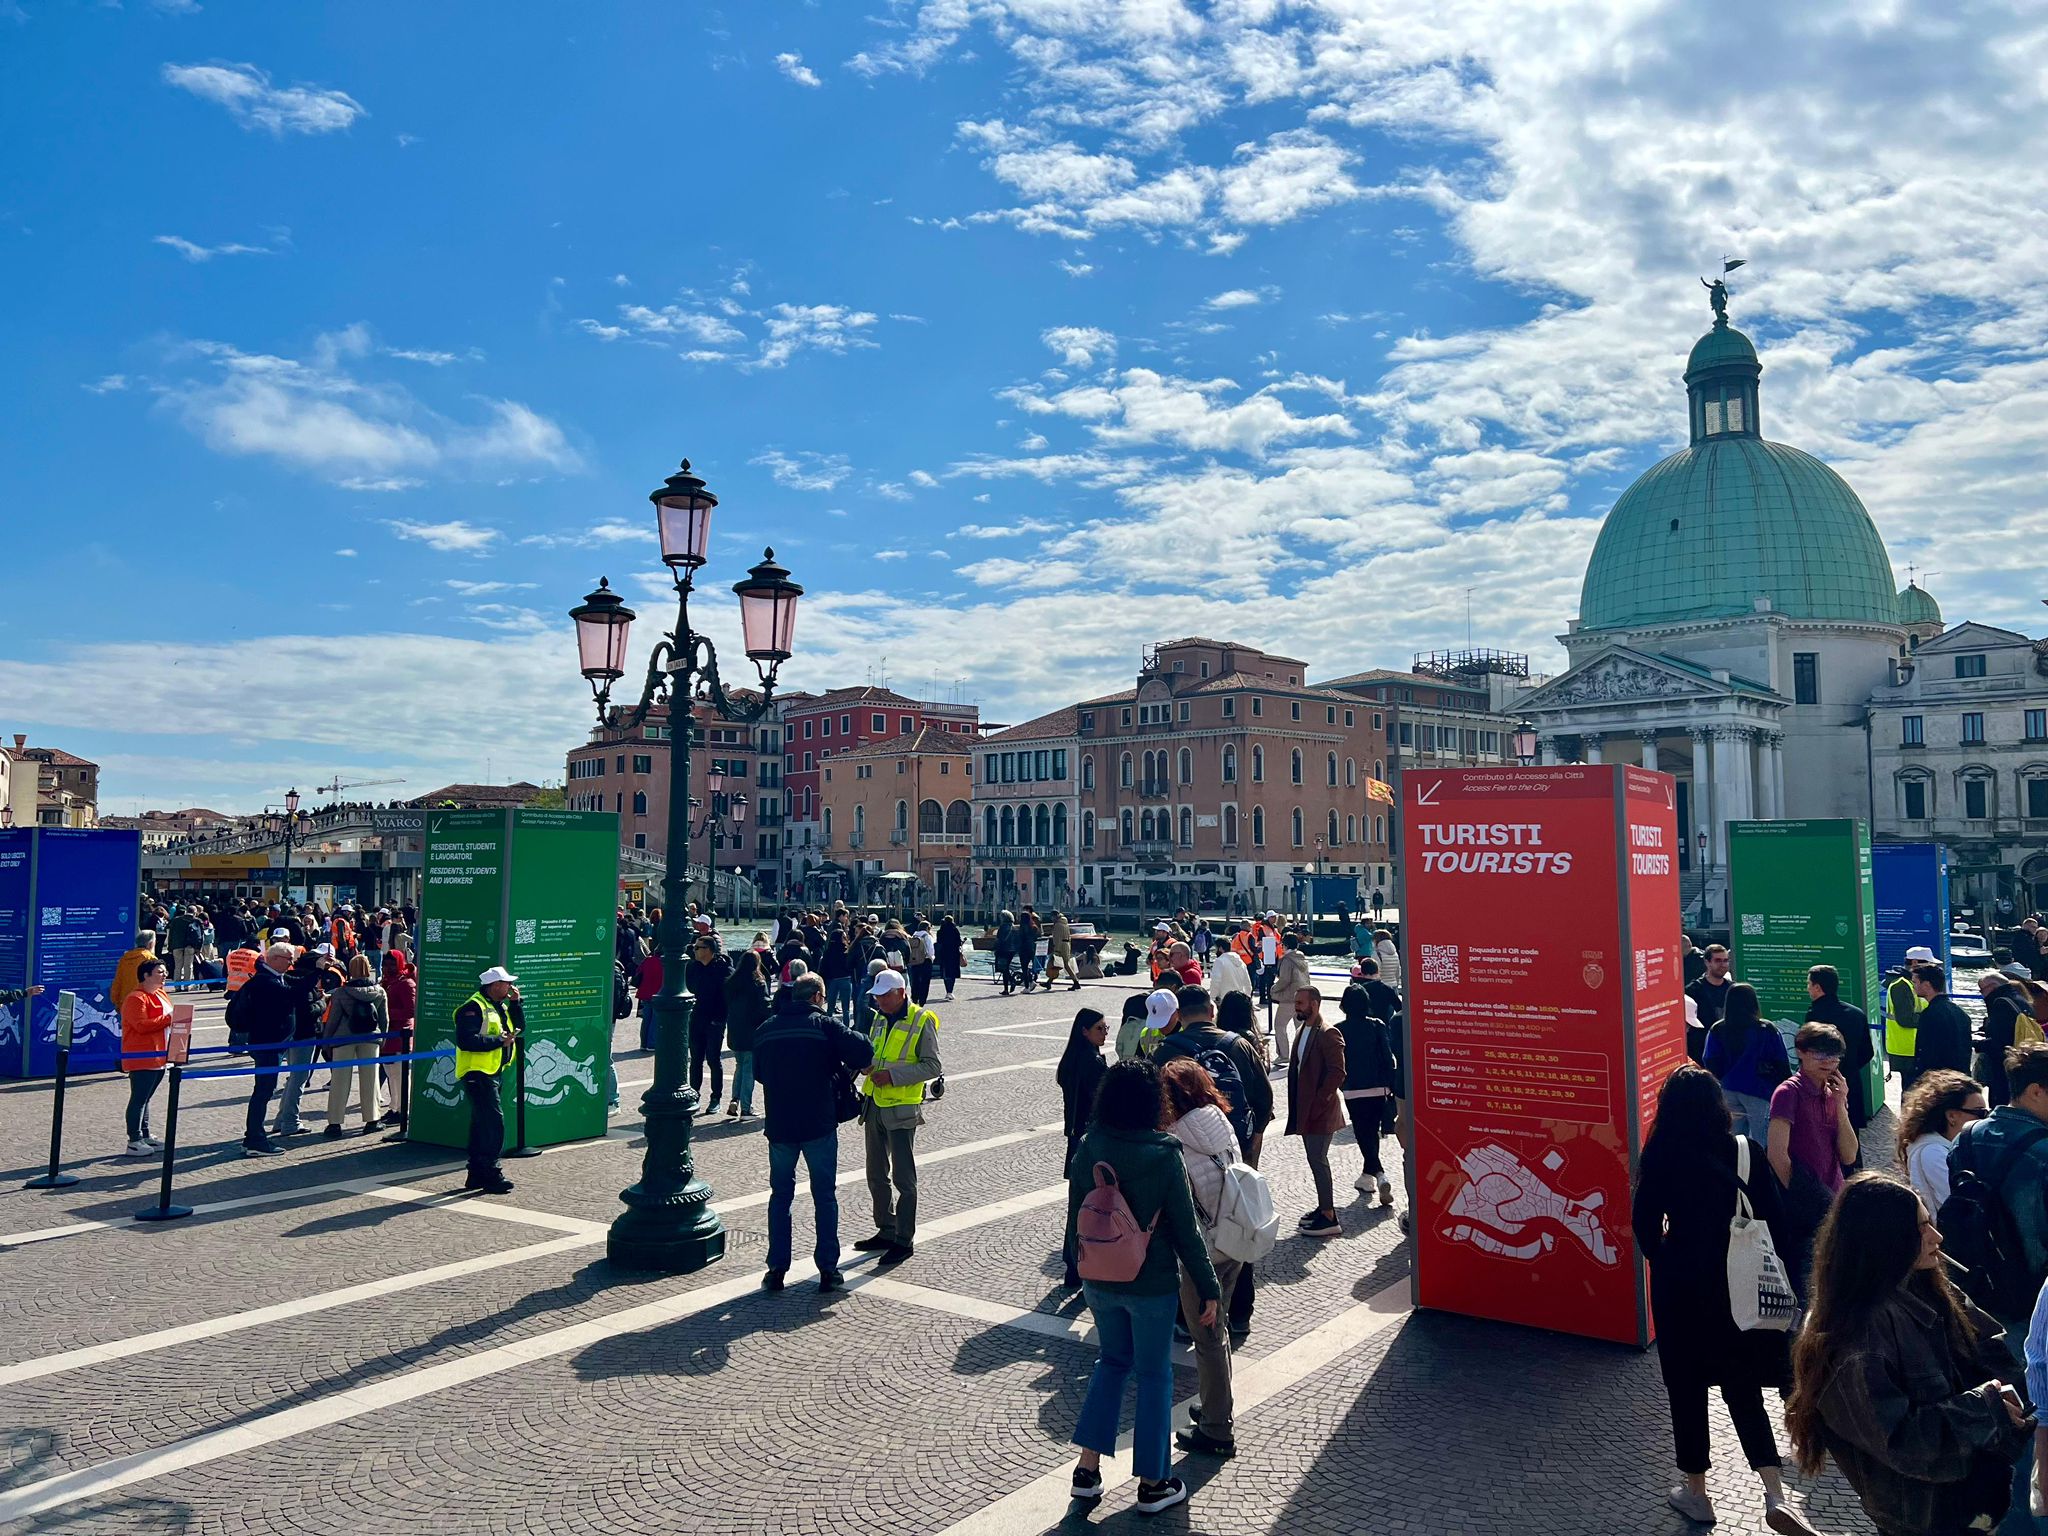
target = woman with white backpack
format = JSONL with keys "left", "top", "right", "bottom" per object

{"left": 1632, "top": 1064, "right": 1819, "bottom": 1535}
{"left": 1160, "top": 1058, "right": 1250, "bottom": 1458}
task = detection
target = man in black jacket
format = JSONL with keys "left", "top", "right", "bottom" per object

{"left": 1805, "top": 964, "right": 1875, "bottom": 1142}
{"left": 1912, "top": 963, "right": 1973, "bottom": 1075}
{"left": 751, "top": 974, "right": 873, "bottom": 1293}
{"left": 684, "top": 930, "right": 733, "bottom": 1112}
{"left": 227, "top": 944, "right": 311, "bottom": 1155}
{"left": 1351, "top": 957, "right": 1403, "bottom": 1033}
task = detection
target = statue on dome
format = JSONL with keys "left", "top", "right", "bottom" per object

{"left": 1702, "top": 275, "right": 1729, "bottom": 324}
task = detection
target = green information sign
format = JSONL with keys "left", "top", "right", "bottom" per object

{"left": 411, "top": 808, "right": 617, "bottom": 1150}
{"left": 1729, "top": 819, "right": 1883, "bottom": 1120}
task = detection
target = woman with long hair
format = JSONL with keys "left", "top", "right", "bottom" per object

{"left": 1632, "top": 1064, "right": 1816, "bottom": 1533}
{"left": 723, "top": 947, "right": 771, "bottom": 1119}
{"left": 1896, "top": 1070, "right": 1988, "bottom": 1215}
{"left": 1064, "top": 1058, "right": 1217, "bottom": 1516}
{"left": 1788, "top": 1174, "right": 2030, "bottom": 1535}
{"left": 1702, "top": 981, "right": 1789, "bottom": 1139}
{"left": 1158, "top": 1057, "right": 1243, "bottom": 1457}
{"left": 1056, "top": 1007, "right": 1110, "bottom": 1290}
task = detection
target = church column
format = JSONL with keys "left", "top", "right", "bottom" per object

{"left": 1640, "top": 732, "right": 1661, "bottom": 772}
{"left": 1767, "top": 731, "right": 1787, "bottom": 819}
{"left": 1536, "top": 735, "right": 1554, "bottom": 767}
{"left": 1754, "top": 731, "right": 1779, "bottom": 819}
{"left": 1719, "top": 725, "right": 1756, "bottom": 830}
{"left": 1583, "top": 732, "right": 1603, "bottom": 766}
{"left": 1692, "top": 726, "right": 1723, "bottom": 866}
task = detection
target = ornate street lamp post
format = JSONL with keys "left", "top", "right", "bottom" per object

{"left": 569, "top": 459, "right": 801, "bottom": 1273}
{"left": 1512, "top": 720, "right": 1539, "bottom": 767}
{"left": 265, "top": 787, "right": 304, "bottom": 905}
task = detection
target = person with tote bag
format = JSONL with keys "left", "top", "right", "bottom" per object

{"left": 1632, "top": 1065, "right": 1819, "bottom": 1534}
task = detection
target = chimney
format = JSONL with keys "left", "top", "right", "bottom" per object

{"left": 11, "top": 735, "right": 23, "bottom": 751}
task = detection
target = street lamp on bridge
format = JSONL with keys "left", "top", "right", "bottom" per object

{"left": 568, "top": 458, "right": 802, "bottom": 1273}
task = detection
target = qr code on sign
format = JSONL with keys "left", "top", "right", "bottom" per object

{"left": 423, "top": 918, "right": 442, "bottom": 944}
{"left": 1421, "top": 944, "right": 1459, "bottom": 984}
{"left": 1741, "top": 913, "right": 1765, "bottom": 937}
{"left": 514, "top": 919, "right": 537, "bottom": 946}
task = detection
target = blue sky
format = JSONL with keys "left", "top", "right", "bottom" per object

{"left": 4, "top": 0, "right": 2046, "bottom": 814}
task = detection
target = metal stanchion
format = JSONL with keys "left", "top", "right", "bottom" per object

{"left": 506, "top": 1040, "right": 541, "bottom": 1159}
{"left": 23, "top": 1039, "right": 80, "bottom": 1189}
{"left": 134, "top": 1064, "right": 194, "bottom": 1223}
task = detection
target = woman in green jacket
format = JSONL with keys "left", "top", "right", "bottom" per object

{"left": 1066, "top": 1057, "right": 1219, "bottom": 1517}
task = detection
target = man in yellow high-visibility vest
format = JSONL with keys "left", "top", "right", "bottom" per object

{"left": 454, "top": 966, "right": 524, "bottom": 1195}
{"left": 854, "top": 968, "right": 943, "bottom": 1266}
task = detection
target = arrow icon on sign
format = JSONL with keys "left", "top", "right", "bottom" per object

{"left": 1415, "top": 780, "right": 1442, "bottom": 806}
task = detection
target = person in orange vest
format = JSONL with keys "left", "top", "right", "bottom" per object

{"left": 330, "top": 912, "right": 356, "bottom": 959}
{"left": 111, "top": 932, "right": 161, "bottom": 1012}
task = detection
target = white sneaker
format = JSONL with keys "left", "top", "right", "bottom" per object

{"left": 1378, "top": 1179, "right": 1395, "bottom": 1208}
{"left": 1666, "top": 1485, "right": 1716, "bottom": 1525}
{"left": 125, "top": 1138, "right": 153, "bottom": 1157}
{"left": 1353, "top": 1172, "right": 1375, "bottom": 1193}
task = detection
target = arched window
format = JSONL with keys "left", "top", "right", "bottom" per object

{"left": 1292, "top": 807, "right": 1304, "bottom": 846}
{"left": 1035, "top": 803, "right": 1052, "bottom": 846}
{"left": 1179, "top": 806, "right": 1193, "bottom": 846}
{"left": 1346, "top": 814, "right": 1356, "bottom": 843}
{"left": 1223, "top": 805, "right": 1238, "bottom": 845}
{"left": 984, "top": 806, "right": 997, "bottom": 845}
{"left": 1373, "top": 760, "right": 1383, "bottom": 782}
{"left": 1178, "top": 747, "right": 1193, "bottom": 785}
{"left": 1082, "top": 755, "right": 1095, "bottom": 791}
{"left": 1327, "top": 809, "right": 1339, "bottom": 844}
{"left": 1000, "top": 805, "right": 1015, "bottom": 845}
{"left": 1082, "top": 809, "right": 1095, "bottom": 848}
{"left": 1140, "top": 809, "right": 1155, "bottom": 841}
{"left": 854, "top": 805, "right": 866, "bottom": 836}
{"left": 1053, "top": 803, "right": 1068, "bottom": 846}
{"left": 632, "top": 791, "right": 647, "bottom": 816}
{"left": 1222, "top": 745, "right": 1237, "bottom": 782}
{"left": 1121, "top": 809, "right": 1134, "bottom": 843}
{"left": 1291, "top": 748, "right": 1303, "bottom": 786}
{"left": 1373, "top": 814, "right": 1383, "bottom": 843}
{"left": 824, "top": 808, "right": 833, "bottom": 839}
{"left": 1345, "top": 758, "right": 1356, "bottom": 787}
{"left": 919, "top": 798, "right": 943, "bottom": 834}
{"left": 1252, "top": 746, "right": 1264, "bottom": 783}
{"left": 1120, "top": 753, "right": 1133, "bottom": 789}
{"left": 895, "top": 800, "right": 908, "bottom": 833}
{"left": 947, "top": 799, "right": 971, "bottom": 834}
{"left": 1251, "top": 806, "right": 1265, "bottom": 846}
{"left": 1327, "top": 752, "right": 1338, "bottom": 787}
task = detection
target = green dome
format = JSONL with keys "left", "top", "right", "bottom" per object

{"left": 1898, "top": 582, "right": 1941, "bottom": 624}
{"left": 1579, "top": 437, "right": 1902, "bottom": 630}
{"left": 1687, "top": 323, "right": 1759, "bottom": 376}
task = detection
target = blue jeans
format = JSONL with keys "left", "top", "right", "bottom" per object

{"left": 272, "top": 1043, "right": 317, "bottom": 1131}
{"left": 732, "top": 1049, "right": 755, "bottom": 1113}
{"left": 827, "top": 976, "right": 854, "bottom": 1027}
{"left": 1074, "top": 1285, "right": 1178, "bottom": 1482}
{"left": 767, "top": 1132, "right": 840, "bottom": 1273}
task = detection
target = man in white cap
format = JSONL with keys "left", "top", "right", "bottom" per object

{"left": 1133, "top": 986, "right": 1179, "bottom": 1059}
{"left": 453, "top": 966, "right": 524, "bottom": 1194}
{"left": 1887, "top": 945, "right": 1936, "bottom": 1090}
{"left": 854, "top": 968, "right": 943, "bottom": 1265}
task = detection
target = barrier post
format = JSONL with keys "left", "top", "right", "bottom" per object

{"left": 134, "top": 1064, "right": 194, "bottom": 1223}
{"left": 506, "top": 1038, "right": 541, "bottom": 1159}
{"left": 23, "top": 1039, "right": 80, "bottom": 1190}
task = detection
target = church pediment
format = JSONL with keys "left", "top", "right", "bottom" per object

{"left": 1523, "top": 648, "right": 1762, "bottom": 709}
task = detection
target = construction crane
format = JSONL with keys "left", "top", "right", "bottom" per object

{"left": 309, "top": 775, "right": 408, "bottom": 798}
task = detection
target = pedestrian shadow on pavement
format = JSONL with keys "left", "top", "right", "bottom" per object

{"left": 1266, "top": 1309, "right": 1874, "bottom": 1536}
{"left": 2, "top": 1426, "right": 195, "bottom": 1532}
{"left": 565, "top": 1268, "right": 857, "bottom": 1381}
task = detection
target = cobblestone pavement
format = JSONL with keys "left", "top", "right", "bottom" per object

{"left": 0, "top": 976, "right": 1883, "bottom": 1535}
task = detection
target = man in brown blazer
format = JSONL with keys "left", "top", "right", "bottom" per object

{"left": 1284, "top": 984, "right": 1347, "bottom": 1238}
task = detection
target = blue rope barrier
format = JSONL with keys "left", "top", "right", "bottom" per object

{"left": 177, "top": 1047, "right": 453, "bottom": 1082}
{"left": 62, "top": 1031, "right": 404, "bottom": 1072}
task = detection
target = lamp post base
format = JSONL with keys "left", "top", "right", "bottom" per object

{"left": 605, "top": 990, "right": 728, "bottom": 1274}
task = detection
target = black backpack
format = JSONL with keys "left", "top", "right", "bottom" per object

{"left": 1194, "top": 1042, "right": 1255, "bottom": 1154}
{"left": 1939, "top": 1120, "right": 2048, "bottom": 1318}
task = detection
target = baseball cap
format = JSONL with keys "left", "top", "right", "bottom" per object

{"left": 2002, "top": 962, "right": 2034, "bottom": 980}
{"left": 1904, "top": 945, "right": 1937, "bottom": 963}
{"left": 1152, "top": 922, "right": 1172, "bottom": 934}
{"left": 692, "top": 914, "right": 715, "bottom": 930}
{"left": 314, "top": 943, "right": 335, "bottom": 957}
{"left": 479, "top": 965, "right": 519, "bottom": 986}
{"left": 870, "top": 968, "right": 907, "bottom": 996}
{"left": 1145, "top": 988, "right": 1178, "bottom": 1025}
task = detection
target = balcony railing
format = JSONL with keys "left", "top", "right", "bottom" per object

{"left": 1126, "top": 838, "right": 1174, "bottom": 859}
{"left": 923, "top": 832, "right": 973, "bottom": 846}
{"left": 1134, "top": 779, "right": 1171, "bottom": 799}
{"left": 973, "top": 843, "right": 1069, "bottom": 861}
{"left": 890, "top": 829, "right": 908, "bottom": 845}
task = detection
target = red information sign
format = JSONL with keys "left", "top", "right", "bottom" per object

{"left": 1400, "top": 764, "right": 1683, "bottom": 1346}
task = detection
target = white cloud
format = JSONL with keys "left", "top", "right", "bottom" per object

{"left": 338, "top": 476, "right": 424, "bottom": 493}
{"left": 752, "top": 303, "right": 879, "bottom": 369}
{"left": 775, "top": 51, "right": 823, "bottom": 87}
{"left": 873, "top": 481, "right": 913, "bottom": 501}
{"left": 874, "top": 549, "right": 909, "bottom": 560}
{"left": 385, "top": 347, "right": 460, "bottom": 366}
{"left": 909, "top": 469, "right": 939, "bottom": 488}
{"left": 161, "top": 61, "right": 364, "bottom": 135}
{"left": 334, "top": 547, "right": 357, "bottom": 557}
{"left": 751, "top": 449, "right": 851, "bottom": 491}
{"left": 1217, "top": 129, "right": 1358, "bottom": 226}
{"left": 1058, "top": 259, "right": 1094, "bottom": 278}
{"left": 153, "top": 234, "right": 274, "bottom": 262}
{"left": 957, "top": 518, "right": 1061, "bottom": 538}
{"left": 1005, "top": 367, "right": 1355, "bottom": 456}
{"left": 384, "top": 519, "right": 498, "bottom": 554}
{"left": 611, "top": 273, "right": 631, "bottom": 287}
{"left": 1018, "top": 433, "right": 1049, "bottom": 451}
{"left": 957, "top": 557, "right": 1087, "bottom": 590}
{"left": 1204, "top": 288, "right": 1264, "bottom": 310}
{"left": 1041, "top": 325, "right": 1115, "bottom": 368}
{"left": 83, "top": 374, "right": 128, "bottom": 394}
{"left": 615, "top": 304, "right": 745, "bottom": 345}
{"left": 163, "top": 327, "right": 578, "bottom": 482}
{"left": 445, "top": 578, "right": 537, "bottom": 596}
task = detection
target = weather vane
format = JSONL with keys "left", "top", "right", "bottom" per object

{"left": 1702, "top": 256, "right": 1746, "bottom": 323}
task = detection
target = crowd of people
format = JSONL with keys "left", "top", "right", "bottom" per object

{"left": 1640, "top": 923, "right": 2048, "bottom": 1535}
{"left": 113, "top": 895, "right": 419, "bottom": 1161}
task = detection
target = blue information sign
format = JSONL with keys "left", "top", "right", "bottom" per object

{"left": 0, "top": 829, "right": 30, "bottom": 1076}
{"left": 1872, "top": 842, "right": 1950, "bottom": 980}
{"left": 24, "top": 828, "right": 140, "bottom": 1076}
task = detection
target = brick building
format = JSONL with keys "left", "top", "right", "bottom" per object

{"left": 1071, "top": 638, "right": 1390, "bottom": 913}
{"left": 778, "top": 686, "right": 978, "bottom": 896}
{"left": 972, "top": 705, "right": 1081, "bottom": 912}
{"left": 9, "top": 737, "right": 99, "bottom": 827}
{"left": 818, "top": 725, "right": 974, "bottom": 907}
{"left": 565, "top": 699, "right": 785, "bottom": 897}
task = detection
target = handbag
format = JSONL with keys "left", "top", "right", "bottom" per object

{"left": 1727, "top": 1137, "right": 1798, "bottom": 1331}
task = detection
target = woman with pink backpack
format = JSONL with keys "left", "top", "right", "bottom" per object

{"left": 1065, "top": 1057, "right": 1220, "bottom": 1517}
